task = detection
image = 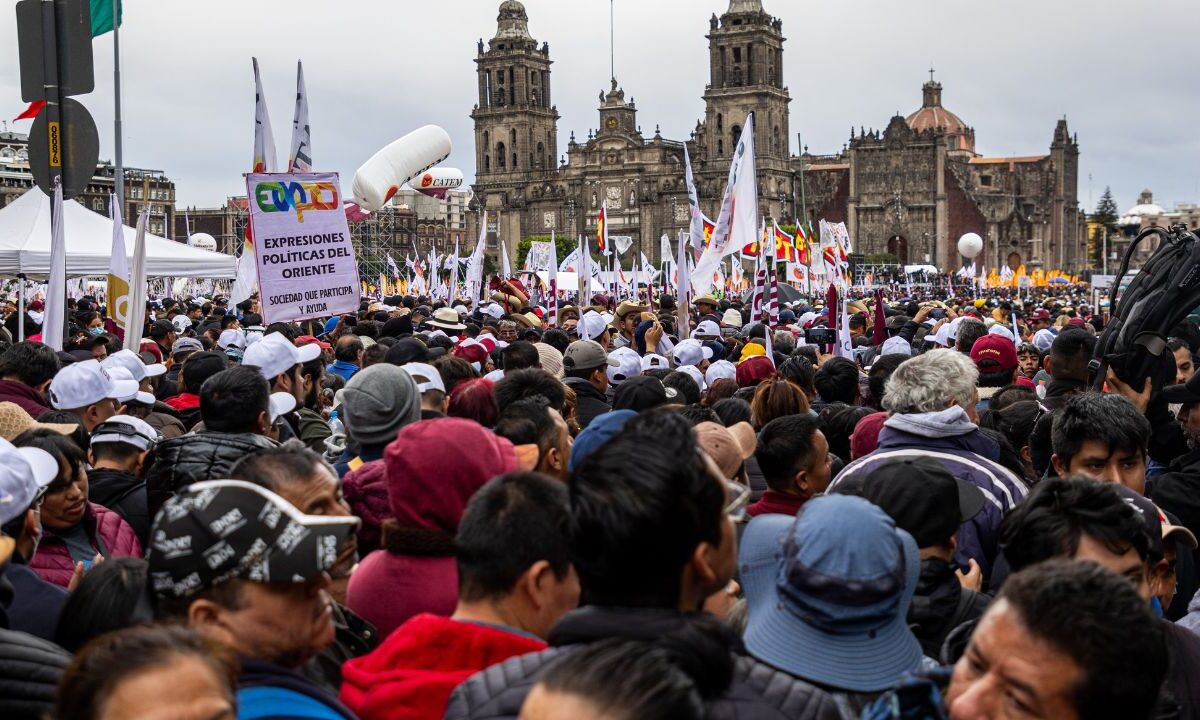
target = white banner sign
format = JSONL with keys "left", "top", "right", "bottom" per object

{"left": 247, "top": 172, "right": 360, "bottom": 323}
{"left": 526, "top": 241, "right": 554, "bottom": 272}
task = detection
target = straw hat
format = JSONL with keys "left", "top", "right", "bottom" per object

{"left": 0, "top": 402, "right": 79, "bottom": 442}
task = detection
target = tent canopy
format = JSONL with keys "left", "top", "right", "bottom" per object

{"left": 0, "top": 189, "right": 236, "bottom": 279}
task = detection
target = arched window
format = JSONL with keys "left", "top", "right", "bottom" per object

{"left": 731, "top": 125, "right": 742, "bottom": 150}
{"left": 717, "top": 113, "right": 723, "bottom": 131}
{"left": 773, "top": 126, "right": 781, "bottom": 155}
{"left": 510, "top": 128, "right": 517, "bottom": 144}
{"left": 512, "top": 153, "right": 518, "bottom": 169}
{"left": 497, "top": 142, "right": 506, "bottom": 168}
{"left": 484, "top": 155, "right": 490, "bottom": 171}
{"left": 718, "top": 139, "right": 724, "bottom": 156}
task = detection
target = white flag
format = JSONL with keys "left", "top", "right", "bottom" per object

{"left": 500, "top": 236, "right": 512, "bottom": 277}
{"left": 613, "top": 234, "right": 633, "bottom": 256}
{"left": 448, "top": 239, "right": 461, "bottom": 302}
{"left": 387, "top": 254, "right": 401, "bottom": 278}
{"left": 683, "top": 145, "right": 705, "bottom": 252}
{"left": 579, "top": 234, "right": 592, "bottom": 311}
{"left": 465, "top": 211, "right": 488, "bottom": 303}
{"left": 251, "top": 58, "right": 277, "bottom": 173}
{"left": 693, "top": 112, "right": 757, "bottom": 293}
{"left": 559, "top": 246, "right": 581, "bottom": 273}
{"left": 124, "top": 209, "right": 150, "bottom": 353}
{"left": 42, "top": 182, "right": 67, "bottom": 350}
{"left": 287, "top": 61, "right": 312, "bottom": 173}
{"left": 107, "top": 195, "right": 131, "bottom": 335}
{"left": 660, "top": 234, "right": 673, "bottom": 269}
{"left": 675, "top": 229, "right": 691, "bottom": 338}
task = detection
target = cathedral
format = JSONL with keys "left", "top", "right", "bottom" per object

{"left": 468, "top": 0, "right": 1087, "bottom": 274}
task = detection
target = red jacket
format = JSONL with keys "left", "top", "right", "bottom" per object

{"left": 0, "top": 379, "right": 52, "bottom": 419}
{"left": 30, "top": 503, "right": 143, "bottom": 586}
{"left": 340, "top": 614, "right": 545, "bottom": 720}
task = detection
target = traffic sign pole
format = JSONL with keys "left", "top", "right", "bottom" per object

{"left": 39, "top": 0, "right": 63, "bottom": 191}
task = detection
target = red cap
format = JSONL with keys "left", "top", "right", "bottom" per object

{"left": 1068, "top": 317, "right": 1086, "bottom": 328}
{"left": 970, "top": 334, "right": 1018, "bottom": 374}
{"left": 296, "top": 335, "right": 331, "bottom": 351}
{"left": 452, "top": 342, "right": 489, "bottom": 366}
{"left": 735, "top": 356, "right": 776, "bottom": 388}
{"left": 1030, "top": 309, "right": 1051, "bottom": 321}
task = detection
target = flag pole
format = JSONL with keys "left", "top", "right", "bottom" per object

{"left": 113, "top": 0, "right": 123, "bottom": 217}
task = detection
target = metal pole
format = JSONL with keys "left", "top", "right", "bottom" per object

{"left": 113, "top": 0, "right": 123, "bottom": 215}
{"left": 40, "top": 0, "right": 62, "bottom": 190}
{"left": 1102, "top": 226, "right": 1108, "bottom": 275}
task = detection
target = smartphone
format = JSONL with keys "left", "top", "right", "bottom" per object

{"left": 806, "top": 327, "right": 836, "bottom": 345}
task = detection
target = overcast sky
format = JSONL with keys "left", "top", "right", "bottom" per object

{"left": 3, "top": 0, "right": 1197, "bottom": 214}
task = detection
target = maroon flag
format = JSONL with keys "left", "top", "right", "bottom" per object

{"left": 873, "top": 289, "right": 887, "bottom": 346}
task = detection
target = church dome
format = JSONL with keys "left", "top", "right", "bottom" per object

{"left": 494, "top": 0, "right": 532, "bottom": 41}
{"left": 905, "top": 80, "right": 968, "bottom": 134}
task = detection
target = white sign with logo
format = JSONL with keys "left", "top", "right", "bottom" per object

{"left": 246, "top": 172, "right": 361, "bottom": 323}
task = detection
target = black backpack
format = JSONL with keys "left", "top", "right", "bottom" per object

{"left": 1090, "top": 223, "right": 1200, "bottom": 393}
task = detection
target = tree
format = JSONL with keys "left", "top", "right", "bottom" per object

{"left": 1090, "top": 186, "right": 1119, "bottom": 270}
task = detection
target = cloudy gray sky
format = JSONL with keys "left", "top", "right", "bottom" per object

{"left": 4, "top": 0, "right": 1197, "bottom": 215}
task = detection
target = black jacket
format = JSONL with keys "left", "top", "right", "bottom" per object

{"left": 562, "top": 378, "right": 612, "bottom": 430}
{"left": 908, "top": 558, "right": 990, "bottom": 659}
{"left": 444, "top": 606, "right": 840, "bottom": 720}
{"left": 2, "top": 563, "right": 67, "bottom": 642}
{"left": 87, "top": 467, "right": 150, "bottom": 546}
{"left": 0, "top": 627, "right": 68, "bottom": 720}
{"left": 144, "top": 431, "right": 276, "bottom": 516}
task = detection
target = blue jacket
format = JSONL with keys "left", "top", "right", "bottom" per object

{"left": 830, "top": 407, "right": 1028, "bottom": 588}
{"left": 326, "top": 360, "right": 358, "bottom": 382}
{"left": 237, "top": 657, "right": 358, "bottom": 720}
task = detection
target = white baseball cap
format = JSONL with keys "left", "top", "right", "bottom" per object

{"left": 673, "top": 339, "right": 714, "bottom": 368}
{"left": 0, "top": 437, "right": 59, "bottom": 525}
{"left": 641, "top": 353, "right": 670, "bottom": 372}
{"left": 402, "top": 362, "right": 446, "bottom": 394}
{"left": 484, "top": 303, "right": 505, "bottom": 319}
{"left": 90, "top": 415, "right": 159, "bottom": 451}
{"left": 606, "top": 347, "right": 642, "bottom": 387}
{"left": 678, "top": 364, "right": 707, "bottom": 392}
{"left": 1033, "top": 328, "right": 1056, "bottom": 351}
{"left": 705, "top": 359, "right": 737, "bottom": 386}
{"left": 243, "top": 333, "right": 322, "bottom": 381}
{"left": 691, "top": 320, "right": 721, "bottom": 340}
{"left": 48, "top": 360, "right": 140, "bottom": 410}
{"left": 988, "top": 324, "right": 1015, "bottom": 342}
{"left": 171, "top": 315, "right": 192, "bottom": 334}
{"left": 578, "top": 312, "right": 608, "bottom": 341}
{"left": 102, "top": 349, "right": 166, "bottom": 382}
{"left": 268, "top": 392, "right": 298, "bottom": 424}
{"left": 880, "top": 336, "right": 912, "bottom": 357}
{"left": 105, "top": 367, "right": 156, "bottom": 405}
{"left": 218, "top": 329, "right": 246, "bottom": 350}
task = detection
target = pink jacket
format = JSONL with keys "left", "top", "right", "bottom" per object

{"left": 30, "top": 503, "right": 143, "bottom": 587}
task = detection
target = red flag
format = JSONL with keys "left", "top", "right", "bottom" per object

{"left": 14, "top": 100, "right": 44, "bottom": 121}
{"left": 873, "top": 289, "right": 887, "bottom": 347}
{"left": 826, "top": 283, "right": 839, "bottom": 348}
{"left": 596, "top": 203, "right": 608, "bottom": 253}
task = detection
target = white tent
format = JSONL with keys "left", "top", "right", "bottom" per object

{"left": 0, "top": 189, "right": 236, "bottom": 279}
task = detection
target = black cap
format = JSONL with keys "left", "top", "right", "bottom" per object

{"left": 384, "top": 337, "right": 446, "bottom": 366}
{"left": 148, "top": 480, "right": 359, "bottom": 599}
{"left": 1163, "top": 372, "right": 1200, "bottom": 405}
{"left": 612, "top": 376, "right": 679, "bottom": 413}
{"left": 1111, "top": 483, "right": 1165, "bottom": 561}
{"left": 832, "top": 456, "right": 986, "bottom": 548}
{"left": 149, "top": 319, "right": 176, "bottom": 338}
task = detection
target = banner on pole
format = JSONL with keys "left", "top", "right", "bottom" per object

{"left": 246, "top": 171, "right": 360, "bottom": 323}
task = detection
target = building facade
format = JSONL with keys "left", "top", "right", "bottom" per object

{"left": 468, "top": 0, "right": 1087, "bottom": 273}
{"left": 1, "top": 130, "right": 177, "bottom": 238}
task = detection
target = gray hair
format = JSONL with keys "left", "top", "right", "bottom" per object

{"left": 882, "top": 348, "right": 978, "bottom": 414}
{"left": 772, "top": 330, "right": 796, "bottom": 356}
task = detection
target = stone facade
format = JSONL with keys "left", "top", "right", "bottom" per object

{"left": 469, "top": 0, "right": 1087, "bottom": 272}
{"left": 1, "top": 131, "right": 177, "bottom": 239}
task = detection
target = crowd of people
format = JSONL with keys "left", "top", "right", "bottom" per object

{"left": 2, "top": 281, "right": 1199, "bottom": 720}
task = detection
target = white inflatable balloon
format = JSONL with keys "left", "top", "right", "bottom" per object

{"left": 351, "top": 125, "right": 452, "bottom": 212}
{"left": 408, "top": 167, "right": 465, "bottom": 199}
{"left": 187, "top": 232, "right": 217, "bottom": 252}
{"left": 957, "top": 232, "right": 984, "bottom": 259}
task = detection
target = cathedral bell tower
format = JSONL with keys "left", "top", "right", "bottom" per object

{"left": 702, "top": 0, "right": 791, "bottom": 166}
{"left": 471, "top": 1, "right": 559, "bottom": 182}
